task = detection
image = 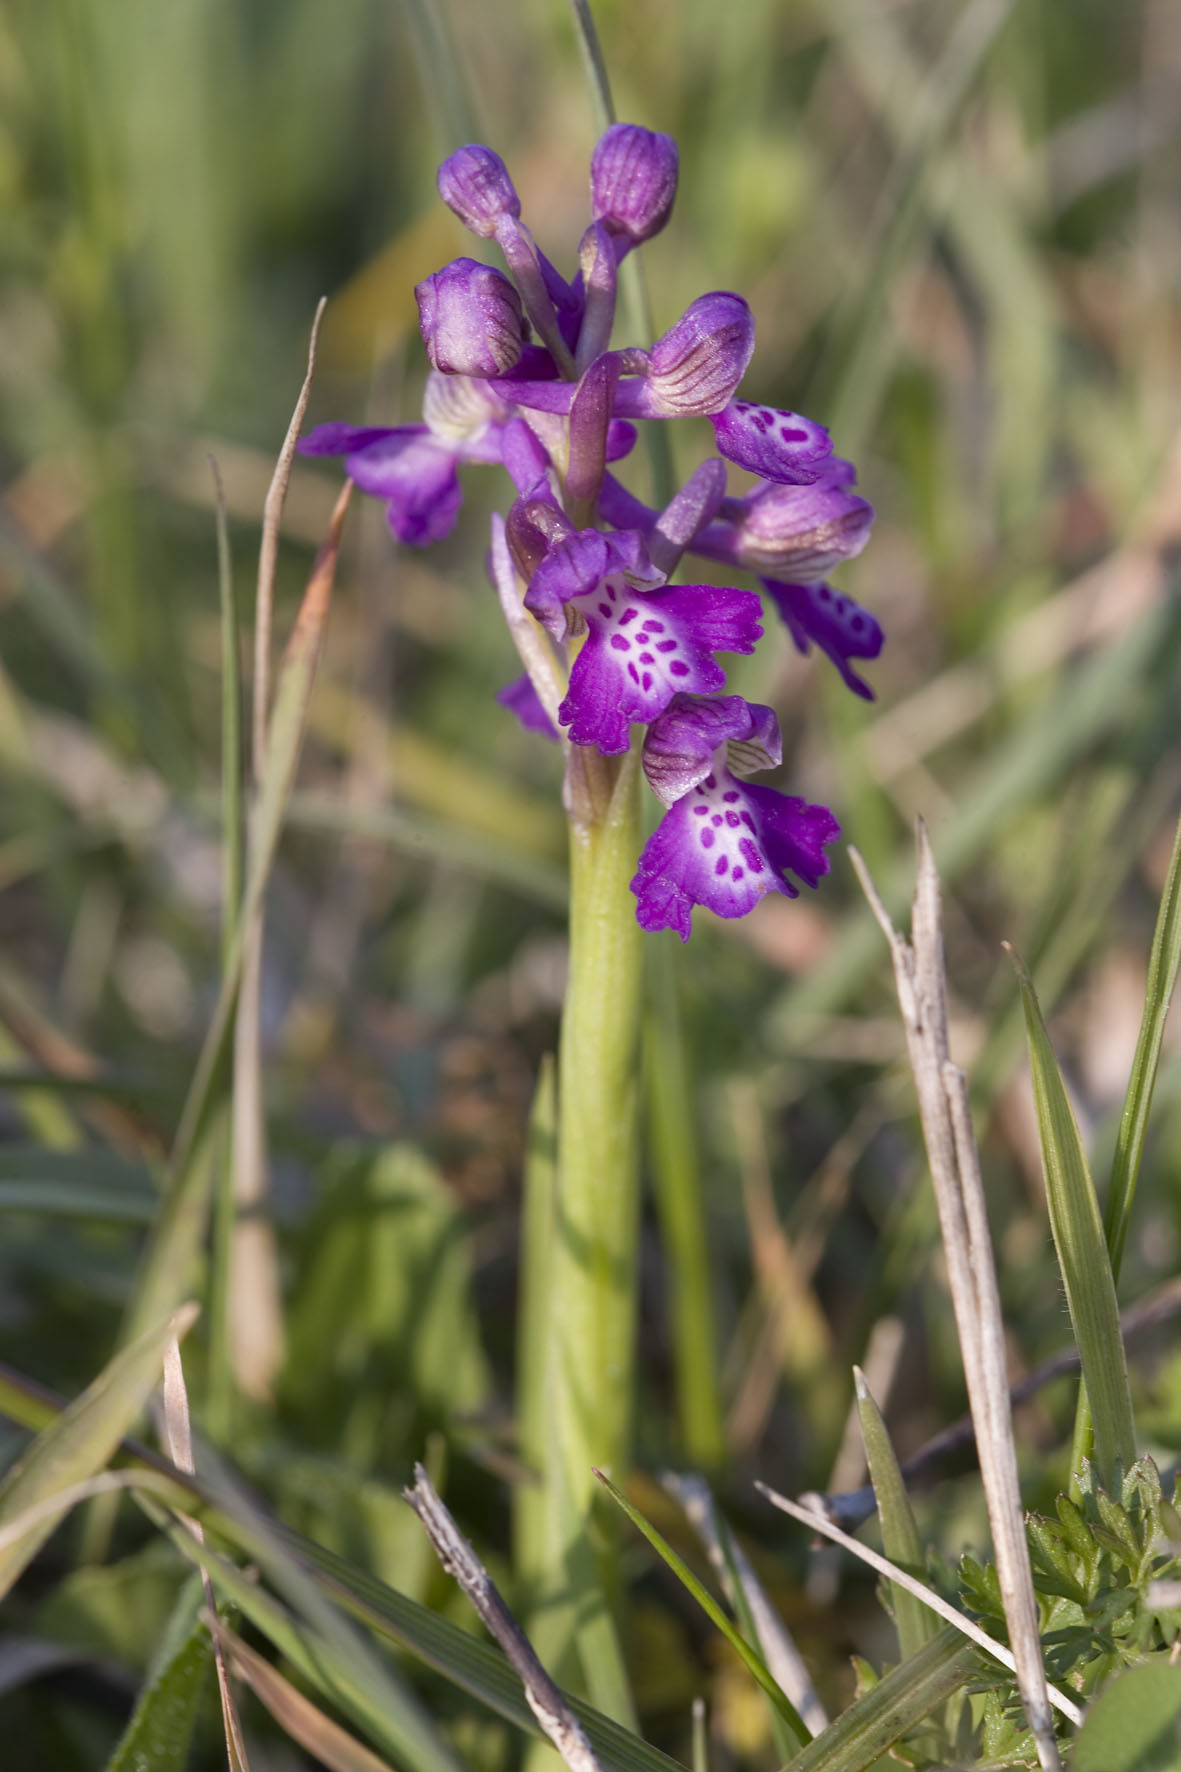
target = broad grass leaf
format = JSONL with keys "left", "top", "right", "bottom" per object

{"left": 105, "top": 1580, "right": 211, "bottom": 1772}
{"left": 0, "top": 1302, "right": 196, "bottom": 1599}
{"left": 1073, "top": 1662, "right": 1181, "bottom": 1772}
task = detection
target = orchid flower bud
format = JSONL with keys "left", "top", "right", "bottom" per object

{"left": 415, "top": 258, "right": 526, "bottom": 378}
{"left": 727, "top": 478, "right": 875, "bottom": 576}
{"left": 647, "top": 293, "right": 755, "bottom": 416}
{"left": 590, "top": 123, "right": 679, "bottom": 247}
{"left": 437, "top": 144, "right": 521, "bottom": 238}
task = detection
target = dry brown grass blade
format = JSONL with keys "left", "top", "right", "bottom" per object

{"left": 230, "top": 298, "right": 329, "bottom": 1403}
{"left": 755, "top": 1484, "right": 1083, "bottom": 1728}
{"left": 404, "top": 1465, "right": 604, "bottom": 1772}
{"left": 850, "top": 826, "right": 1063, "bottom": 1771}
{"left": 217, "top": 1624, "right": 398, "bottom": 1772}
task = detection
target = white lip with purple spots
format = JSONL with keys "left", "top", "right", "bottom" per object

{"left": 575, "top": 578, "right": 694, "bottom": 707}
{"left": 683, "top": 768, "right": 770, "bottom": 912}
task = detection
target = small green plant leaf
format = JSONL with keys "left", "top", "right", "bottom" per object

{"left": 593, "top": 1468, "right": 809, "bottom": 1753}
{"left": 1008, "top": 945, "right": 1137, "bottom": 1485}
{"left": 1073, "top": 1661, "right": 1181, "bottom": 1771}
{"left": 0, "top": 1302, "right": 197, "bottom": 1598}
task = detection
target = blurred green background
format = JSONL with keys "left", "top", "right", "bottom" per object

{"left": 2, "top": 0, "right": 1181, "bottom": 1763}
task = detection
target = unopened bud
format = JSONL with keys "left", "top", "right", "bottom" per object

{"left": 729, "top": 481, "right": 874, "bottom": 577}
{"left": 647, "top": 293, "right": 754, "bottom": 416}
{"left": 590, "top": 123, "right": 679, "bottom": 246}
{"left": 415, "top": 258, "right": 525, "bottom": 378}
{"left": 437, "top": 144, "right": 521, "bottom": 238}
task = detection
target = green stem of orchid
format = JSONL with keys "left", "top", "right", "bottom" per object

{"left": 538, "top": 742, "right": 643, "bottom": 1725}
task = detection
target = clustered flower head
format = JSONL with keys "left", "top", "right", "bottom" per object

{"left": 300, "top": 125, "right": 882, "bottom": 938}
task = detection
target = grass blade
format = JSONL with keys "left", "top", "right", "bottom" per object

{"left": 106, "top": 1585, "right": 212, "bottom": 1772}
{"left": 756, "top": 1484, "right": 1083, "bottom": 1727}
{"left": 0, "top": 1365, "right": 691, "bottom": 1772}
{"left": 125, "top": 481, "right": 351, "bottom": 1344}
{"left": 0, "top": 1301, "right": 197, "bottom": 1598}
{"left": 220, "top": 1624, "right": 399, "bottom": 1772}
{"left": 1106, "top": 807, "right": 1181, "bottom": 1279}
{"left": 210, "top": 451, "right": 243, "bottom": 1441}
{"left": 1008, "top": 945, "right": 1137, "bottom": 1485}
{"left": 784, "top": 1627, "right": 975, "bottom": 1772}
{"left": 853, "top": 1366, "right": 937, "bottom": 1662}
{"left": 594, "top": 1469, "right": 809, "bottom": 1754}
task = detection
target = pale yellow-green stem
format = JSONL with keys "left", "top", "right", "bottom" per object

{"left": 536, "top": 742, "right": 643, "bottom": 1728}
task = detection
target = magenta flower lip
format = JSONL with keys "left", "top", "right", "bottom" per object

{"left": 631, "top": 694, "right": 840, "bottom": 941}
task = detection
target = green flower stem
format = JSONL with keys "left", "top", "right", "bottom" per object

{"left": 542, "top": 742, "right": 643, "bottom": 1724}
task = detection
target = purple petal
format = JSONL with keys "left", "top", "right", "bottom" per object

{"left": 340, "top": 432, "right": 462, "bottom": 546}
{"left": 763, "top": 578, "right": 884, "bottom": 700}
{"left": 486, "top": 376, "right": 577, "bottom": 414}
{"left": 641, "top": 692, "right": 782, "bottom": 806}
{"left": 605, "top": 420, "right": 637, "bottom": 462}
{"left": 598, "top": 473, "right": 658, "bottom": 532}
{"left": 422, "top": 371, "right": 511, "bottom": 440}
{"left": 559, "top": 583, "right": 763, "bottom": 754}
{"left": 501, "top": 417, "right": 552, "bottom": 495}
{"left": 524, "top": 527, "right": 664, "bottom": 640}
{"left": 575, "top": 222, "right": 618, "bottom": 367}
{"left": 697, "top": 481, "right": 875, "bottom": 577}
{"left": 497, "top": 672, "right": 559, "bottom": 740}
{"left": 647, "top": 293, "right": 755, "bottom": 416}
{"left": 653, "top": 458, "right": 728, "bottom": 558}
{"left": 630, "top": 769, "right": 839, "bottom": 939}
{"left": 299, "top": 423, "right": 422, "bottom": 458}
{"left": 711, "top": 400, "right": 833, "bottom": 485}
{"left": 567, "top": 353, "right": 621, "bottom": 510}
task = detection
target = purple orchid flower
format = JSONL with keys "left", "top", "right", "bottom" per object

{"left": 631, "top": 694, "right": 840, "bottom": 940}
{"left": 523, "top": 528, "right": 762, "bottom": 755}
{"left": 302, "top": 121, "right": 879, "bottom": 934}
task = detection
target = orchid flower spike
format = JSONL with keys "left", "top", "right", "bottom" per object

{"left": 299, "top": 123, "right": 881, "bottom": 933}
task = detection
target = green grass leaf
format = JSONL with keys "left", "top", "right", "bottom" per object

{"left": 105, "top": 1581, "right": 211, "bottom": 1772}
{"left": 786, "top": 1627, "right": 974, "bottom": 1772}
{"left": 854, "top": 1366, "right": 938, "bottom": 1661}
{"left": 594, "top": 1468, "right": 809, "bottom": 1754}
{"left": 0, "top": 1302, "right": 197, "bottom": 1599}
{"left": 1106, "top": 808, "right": 1181, "bottom": 1280}
{"left": 1009, "top": 946, "right": 1136, "bottom": 1485}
